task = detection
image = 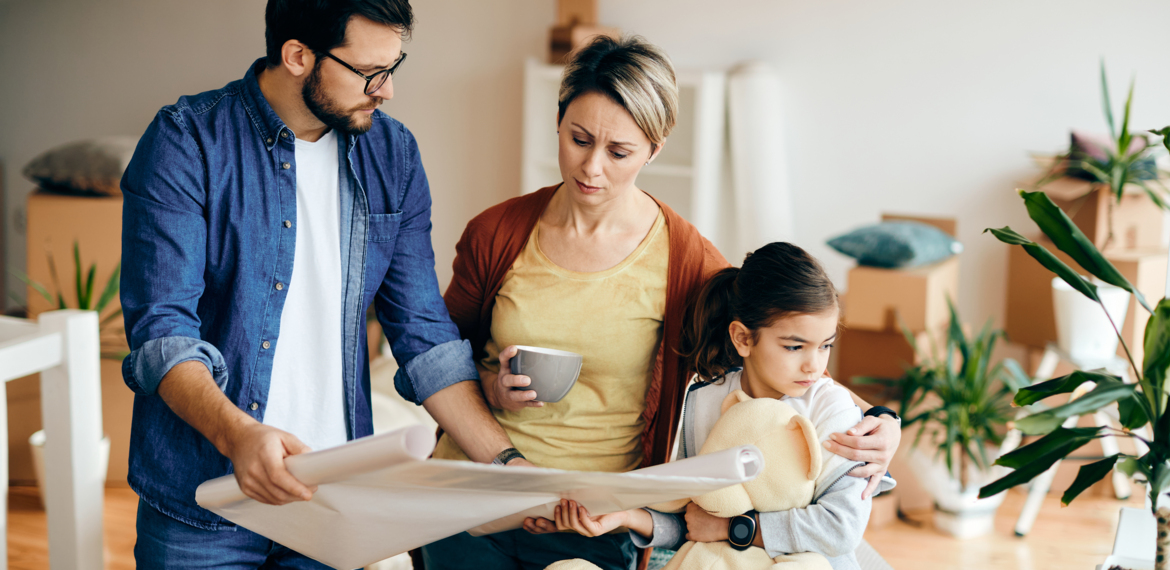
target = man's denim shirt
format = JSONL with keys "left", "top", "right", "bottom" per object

{"left": 120, "top": 59, "right": 478, "bottom": 529}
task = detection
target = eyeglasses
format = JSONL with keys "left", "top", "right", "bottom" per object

{"left": 320, "top": 51, "right": 407, "bottom": 95}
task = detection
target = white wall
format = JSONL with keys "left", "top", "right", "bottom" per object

{"left": 596, "top": 0, "right": 1170, "bottom": 326}
{"left": 2, "top": 0, "right": 1168, "bottom": 329}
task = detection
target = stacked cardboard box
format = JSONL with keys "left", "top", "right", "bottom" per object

{"left": 547, "top": 0, "right": 620, "bottom": 64}
{"left": 833, "top": 215, "right": 961, "bottom": 403}
{"left": 1004, "top": 236, "right": 1167, "bottom": 366}
{"left": 1041, "top": 177, "right": 1165, "bottom": 251}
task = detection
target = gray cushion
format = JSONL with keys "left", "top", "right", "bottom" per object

{"left": 22, "top": 136, "right": 138, "bottom": 196}
{"left": 827, "top": 221, "right": 962, "bottom": 268}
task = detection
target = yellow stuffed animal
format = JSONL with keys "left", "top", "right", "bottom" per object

{"left": 654, "top": 389, "right": 831, "bottom": 570}
{"left": 547, "top": 389, "right": 832, "bottom": 570}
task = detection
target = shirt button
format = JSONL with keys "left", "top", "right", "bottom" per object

{"left": 283, "top": 220, "right": 292, "bottom": 228}
{"left": 275, "top": 282, "right": 284, "bottom": 291}
{"left": 266, "top": 137, "right": 273, "bottom": 144}
{"left": 281, "top": 131, "right": 289, "bottom": 139}
{"left": 249, "top": 402, "right": 259, "bottom": 411}
{"left": 282, "top": 162, "right": 291, "bottom": 170}
{"left": 262, "top": 341, "right": 271, "bottom": 349}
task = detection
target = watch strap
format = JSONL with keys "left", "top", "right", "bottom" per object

{"left": 863, "top": 405, "right": 900, "bottom": 421}
{"left": 492, "top": 447, "right": 526, "bottom": 466}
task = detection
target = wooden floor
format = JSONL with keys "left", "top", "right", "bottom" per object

{"left": 8, "top": 486, "right": 137, "bottom": 570}
{"left": 7, "top": 485, "right": 1142, "bottom": 569}
{"left": 866, "top": 488, "right": 1143, "bottom": 569}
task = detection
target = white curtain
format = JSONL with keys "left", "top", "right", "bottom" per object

{"left": 727, "top": 61, "right": 794, "bottom": 258}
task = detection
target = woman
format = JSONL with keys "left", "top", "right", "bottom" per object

{"left": 422, "top": 36, "right": 899, "bottom": 570}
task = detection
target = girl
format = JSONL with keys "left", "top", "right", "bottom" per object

{"left": 532, "top": 242, "right": 896, "bottom": 570}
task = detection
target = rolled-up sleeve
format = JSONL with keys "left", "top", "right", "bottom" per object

{"left": 119, "top": 107, "right": 214, "bottom": 396}
{"left": 394, "top": 339, "right": 479, "bottom": 404}
{"left": 376, "top": 127, "right": 478, "bottom": 404}
{"left": 123, "top": 336, "right": 228, "bottom": 395}
{"left": 628, "top": 508, "right": 688, "bottom": 551}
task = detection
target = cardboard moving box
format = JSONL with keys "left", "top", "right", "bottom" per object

{"left": 1041, "top": 178, "right": 1166, "bottom": 251}
{"left": 843, "top": 257, "right": 960, "bottom": 334}
{"left": 833, "top": 326, "right": 947, "bottom": 403}
{"left": 1004, "top": 235, "right": 1167, "bottom": 365}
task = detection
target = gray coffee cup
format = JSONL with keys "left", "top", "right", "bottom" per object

{"left": 508, "top": 346, "right": 583, "bottom": 403}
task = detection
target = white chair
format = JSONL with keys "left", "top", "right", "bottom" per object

{"left": 0, "top": 310, "right": 104, "bottom": 570}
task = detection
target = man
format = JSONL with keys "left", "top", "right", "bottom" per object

{"left": 120, "top": 0, "right": 526, "bottom": 566}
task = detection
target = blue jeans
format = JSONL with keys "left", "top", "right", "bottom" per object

{"left": 421, "top": 530, "right": 636, "bottom": 570}
{"left": 135, "top": 499, "right": 337, "bottom": 569}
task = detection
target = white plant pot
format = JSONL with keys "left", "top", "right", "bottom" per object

{"left": 29, "top": 429, "right": 110, "bottom": 508}
{"left": 1052, "top": 277, "right": 1130, "bottom": 364}
{"left": 908, "top": 447, "right": 1008, "bottom": 539}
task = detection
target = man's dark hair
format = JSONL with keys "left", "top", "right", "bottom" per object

{"left": 265, "top": 0, "right": 413, "bottom": 67}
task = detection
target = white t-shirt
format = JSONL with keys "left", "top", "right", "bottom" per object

{"left": 264, "top": 129, "right": 347, "bottom": 452}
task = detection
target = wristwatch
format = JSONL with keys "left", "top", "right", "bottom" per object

{"left": 492, "top": 447, "right": 526, "bottom": 466}
{"left": 727, "top": 510, "right": 758, "bottom": 551}
{"left": 864, "top": 405, "right": 900, "bottom": 423}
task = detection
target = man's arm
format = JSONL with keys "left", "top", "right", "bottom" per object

{"left": 421, "top": 380, "right": 530, "bottom": 465}
{"left": 157, "top": 361, "right": 316, "bottom": 504}
{"left": 375, "top": 127, "right": 524, "bottom": 465}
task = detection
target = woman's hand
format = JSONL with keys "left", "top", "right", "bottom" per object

{"left": 683, "top": 502, "right": 729, "bottom": 543}
{"left": 522, "top": 516, "right": 558, "bottom": 534}
{"left": 824, "top": 414, "right": 901, "bottom": 499}
{"left": 481, "top": 346, "right": 543, "bottom": 411}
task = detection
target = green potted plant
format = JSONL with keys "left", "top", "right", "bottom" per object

{"left": 10, "top": 241, "right": 124, "bottom": 359}
{"left": 1032, "top": 63, "right": 1169, "bottom": 250}
{"left": 860, "top": 302, "right": 1027, "bottom": 538}
{"left": 981, "top": 129, "right": 1170, "bottom": 566}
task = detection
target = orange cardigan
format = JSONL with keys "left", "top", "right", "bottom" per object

{"left": 443, "top": 185, "right": 729, "bottom": 468}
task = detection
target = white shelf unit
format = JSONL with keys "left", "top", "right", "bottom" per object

{"left": 521, "top": 58, "right": 727, "bottom": 241}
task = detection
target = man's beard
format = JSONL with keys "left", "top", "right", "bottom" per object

{"left": 302, "top": 62, "right": 380, "bottom": 136}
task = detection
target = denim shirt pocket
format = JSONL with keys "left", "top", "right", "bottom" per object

{"left": 368, "top": 211, "right": 403, "bottom": 242}
{"left": 365, "top": 211, "right": 403, "bottom": 294}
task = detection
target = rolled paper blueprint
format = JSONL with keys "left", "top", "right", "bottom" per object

{"left": 197, "top": 426, "right": 761, "bottom": 570}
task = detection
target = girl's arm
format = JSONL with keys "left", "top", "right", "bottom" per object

{"left": 756, "top": 471, "right": 871, "bottom": 559}
{"left": 529, "top": 501, "right": 691, "bottom": 551}
{"left": 824, "top": 381, "right": 902, "bottom": 499}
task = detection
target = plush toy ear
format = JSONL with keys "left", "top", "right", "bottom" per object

{"left": 720, "top": 389, "right": 752, "bottom": 416}
{"left": 787, "top": 414, "right": 824, "bottom": 481}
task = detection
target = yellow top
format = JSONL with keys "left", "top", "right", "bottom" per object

{"left": 433, "top": 210, "right": 669, "bottom": 472}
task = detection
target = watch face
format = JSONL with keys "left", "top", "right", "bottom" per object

{"left": 731, "top": 520, "right": 752, "bottom": 541}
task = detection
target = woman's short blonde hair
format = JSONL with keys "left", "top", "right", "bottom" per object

{"left": 558, "top": 35, "right": 678, "bottom": 154}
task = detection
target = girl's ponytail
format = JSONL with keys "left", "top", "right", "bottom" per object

{"left": 680, "top": 267, "right": 741, "bottom": 381}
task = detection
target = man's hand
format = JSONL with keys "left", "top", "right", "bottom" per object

{"left": 824, "top": 414, "right": 901, "bottom": 499}
{"left": 154, "top": 361, "right": 317, "bottom": 506}
{"left": 481, "top": 345, "right": 543, "bottom": 411}
{"left": 223, "top": 422, "right": 316, "bottom": 505}
{"left": 683, "top": 502, "right": 729, "bottom": 543}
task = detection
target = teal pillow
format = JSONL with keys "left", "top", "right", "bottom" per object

{"left": 827, "top": 222, "right": 962, "bottom": 268}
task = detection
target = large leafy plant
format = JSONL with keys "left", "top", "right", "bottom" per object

{"left": 10, "top": 242, "right": 125, "bottom": 359}
{"left": 981, "top": 131, "right": 1170, "bottom": 565}
{"left": 862, "top": 302, "right": 1027, "bottom": 487}
{"left": 1035, "top": 63, "right": 1169, "bottom": 248}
